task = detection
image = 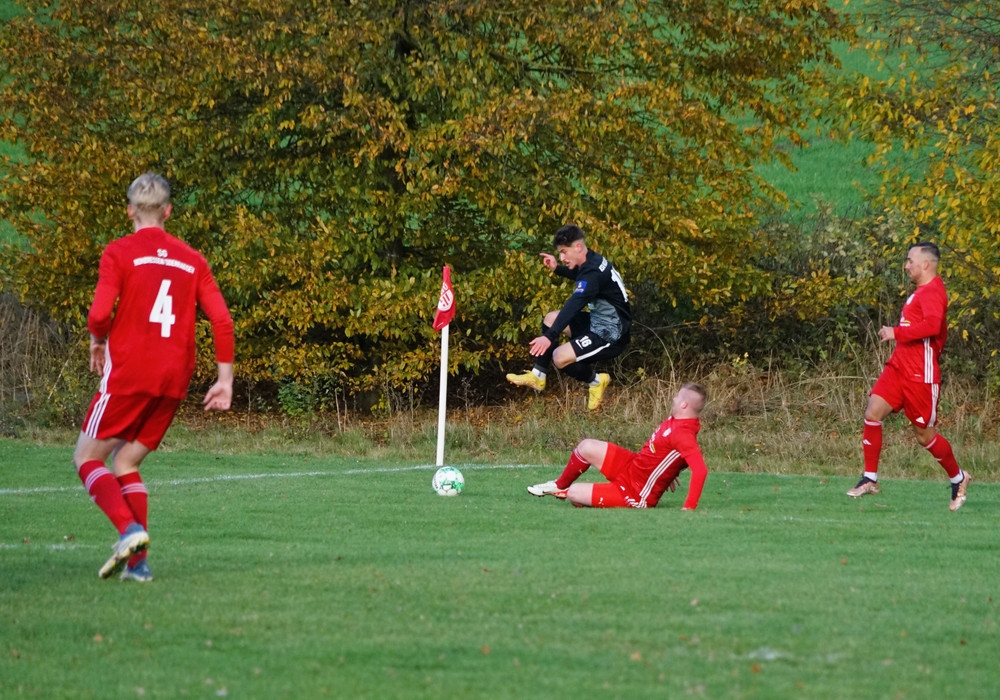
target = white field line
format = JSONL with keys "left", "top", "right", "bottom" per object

{"left": 0, "top": 463, "right": 538, "bottom": 497}
{"left": 1, "top": 465, "right": 953, "bottom": 531}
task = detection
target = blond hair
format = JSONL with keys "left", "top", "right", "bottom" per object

{"left": 127, "top": 172, "right": 171, "bottom": 220}
{"left": 681, "top": 381, "right": 708, "bottom": 413}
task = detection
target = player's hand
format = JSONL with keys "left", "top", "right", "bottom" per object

{"left": 540, "top": 252, "right": 557, "bottom": 271}
{"left": 878, "top": 326, "right": 895, "bottom": 342}
{"left": 528, "top": 335, "right": 552, "bottom": 357}
{"left": 89, "top": 338, "right": 107, "bottom": 375}
{"left": 203, "top": 380, "right": 233, "bottom": 411}
{"left": 666, "top": 477, "right": 678, "bottom": 492}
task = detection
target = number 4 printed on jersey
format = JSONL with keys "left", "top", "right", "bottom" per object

{"left": 149, "top": 279, "right": 176, "bottom": 337}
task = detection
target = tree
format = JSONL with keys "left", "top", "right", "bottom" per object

{"left": 832, "top": 0, "right": 1000, "bottom": 380}
{"left": 0, "top": 0, "right": 854, "bottom": 402}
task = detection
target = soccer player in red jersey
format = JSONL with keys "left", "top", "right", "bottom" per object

{"left": 526, "top": 383, "right": 709, "bottom": 510}
{"left": 847, "top": 242, "right": 970, "bottom": 511}
{"left": 73, "top": 172, "right": 235, "bottom": 580}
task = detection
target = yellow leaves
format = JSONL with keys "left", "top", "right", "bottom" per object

{"left": 0, "top": 0, "right": 874, "bottom": 392}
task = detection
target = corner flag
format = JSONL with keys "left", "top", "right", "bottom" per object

{"left": 433, "top": 265, "right": 454, "bottom": 467}
{"left": 433, "top": 266, "right": 455, "bottom": 331}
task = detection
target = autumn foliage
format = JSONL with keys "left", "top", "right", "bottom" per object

{"left": 1, "top": 1, "right": 858, "bottom": 401}
{"left": 832, "top": 0, "right": 1000, "bottom": 379}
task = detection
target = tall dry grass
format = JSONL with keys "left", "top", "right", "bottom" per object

{"left": 152, "top": 354, "right": 1000, "bottom": 487}
{"left": 0, "top": 293, "right": 87, "bottom": 435}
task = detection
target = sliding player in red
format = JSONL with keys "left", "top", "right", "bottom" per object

{"left": 74, "top": 172, "right": 235, "bottom": 581}
{"left": 527, "top": 383, "right": 709, "bottom": 509}
{"left": 847, "top": 241, "right": 970, "bottom": 510}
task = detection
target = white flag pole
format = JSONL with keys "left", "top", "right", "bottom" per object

{"left": 435, "top": 323, "right": 449, "bottom": 467}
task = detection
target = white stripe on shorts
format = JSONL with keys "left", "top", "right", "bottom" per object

{"left": 84, "top": 392, "right": 111, "bottom": 439}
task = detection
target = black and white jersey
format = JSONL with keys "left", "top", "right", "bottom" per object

{"left": 545, "top": 249, "right": 631, "bottom": 344}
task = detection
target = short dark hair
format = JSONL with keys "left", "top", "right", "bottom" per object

{"left": 553, "top": 224, "right": 585, "bottom": 248}
{"left": 911, "top": 241, "right": 940, "bottom": 262}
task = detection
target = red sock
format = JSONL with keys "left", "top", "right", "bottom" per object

{"left": 862, "top": 420, "right": 882, "bottom": 476}
{"left": 925, "top": 434, "right": 961, "bottom": 480}
{"left": 118, "top": 472, "right": 149, "bottom": 566}
{"left": 555, "top": 449, "right": 590, "bottom": 489}
{"left": 77, "top": 460, "right": 134, "bottom": 534}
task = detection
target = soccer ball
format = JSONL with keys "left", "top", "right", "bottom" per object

{"left": 432, "top": 466, "right": 465, "bottom": 497}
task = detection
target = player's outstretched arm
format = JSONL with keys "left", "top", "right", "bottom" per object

{"left": 680, "top": 447, "right": 709, "bottom": 510}
{"left": 203, "top": 362, "right": 234, "bottom": 411}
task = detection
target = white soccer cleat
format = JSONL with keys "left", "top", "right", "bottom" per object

{"left": 949, "top": 471, "right": 971, "bottom": 512}
{"left": 526, "top": 480, "right": 568, "bottom": 498}
{"left": 98, "top": 524, "right": 149, "bottom": 580}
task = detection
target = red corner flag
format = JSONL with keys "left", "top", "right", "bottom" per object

{"left": 433, "top": 265, "right": 455, "bottom": 331}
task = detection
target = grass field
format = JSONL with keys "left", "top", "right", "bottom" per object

{"left": 2, "top": 440, "right": 996, "bottom": 699}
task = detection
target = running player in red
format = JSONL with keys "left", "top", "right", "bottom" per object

{"left": 847, "top": 242, "right": 970, "bottom": 511}
{"left": 526, "top": 383, "right": 709, "bottom": 509}
{"left": 73, "top": 172, "right": 235, "bottom": 581}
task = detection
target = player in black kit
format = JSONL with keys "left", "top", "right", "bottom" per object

{"left": 507, "top": 224, "right": 632, "bottom": 410}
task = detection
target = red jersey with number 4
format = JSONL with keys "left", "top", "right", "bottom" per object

{"left": 88, "top": 226, "right": 234, "bottom": 399}
{"left": 620, "top": 416, "right": 708, "bottom": 510}
{"left": 887, "top": 276, "right": 948, "bottom": 384}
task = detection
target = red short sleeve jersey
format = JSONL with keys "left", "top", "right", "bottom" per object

{"left": 887, "top": 276, "right": 948, "bottom": 384}
{"left": 88, "top": 227, "right": 234, "bottom": 399}
{"left": 619, "top": 416, "right": 708, "bottom": 509}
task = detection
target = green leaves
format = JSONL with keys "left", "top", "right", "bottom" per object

{"left": 830, "top": 1, "right": 1000, "bottom": 378}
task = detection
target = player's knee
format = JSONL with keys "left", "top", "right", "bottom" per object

{"left": 552, "top": 347, "right": 575, "bottom": 368}
{"left": 576, "top": 438, "right": 602, "bottom": 462}
{"left": 566, "top": 483, "right": 591, "bottom": 507}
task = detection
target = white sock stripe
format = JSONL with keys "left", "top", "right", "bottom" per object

{"left": 864, "top": 420, "right": 882, "bottom": 427}
{"left": 120, "top": 484, "right": 148, "bottom": 496}
{"left": 83, "top": 467, "right": 114, "bottom": 492}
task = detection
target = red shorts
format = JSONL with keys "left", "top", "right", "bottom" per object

{"left": 589, "top": 443, "right": 638, "bottom": 508}
{"left": 871, "top": 364, "right": 939, "bottom": 429}
{"left": 81, "top": 392, "right": 181, "bottom": 450}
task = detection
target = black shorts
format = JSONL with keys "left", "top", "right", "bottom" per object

{"left": 566, "top": 312, "right": 628, "bottom": 364}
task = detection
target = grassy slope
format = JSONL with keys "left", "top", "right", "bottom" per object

{"left": 755, "top": 38, "right": 888, "bottom": 218}
{"left": 2, "top": 444, "right": 996, "bottom": 699}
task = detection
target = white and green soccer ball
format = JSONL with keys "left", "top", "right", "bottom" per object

{"left": 432, "top": 466, "right": 465, "bottom": 497}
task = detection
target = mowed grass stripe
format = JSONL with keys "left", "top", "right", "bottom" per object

{"left": 0, "top": 462, "right": 542, "bottom": 496}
